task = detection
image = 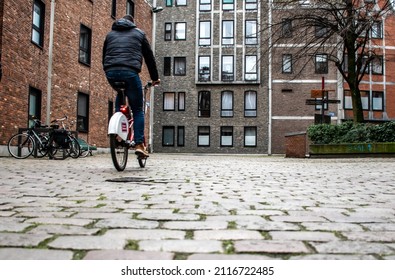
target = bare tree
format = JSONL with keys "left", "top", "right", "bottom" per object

{"left": 267, "top": 0, "right": 394, "bottom": 123}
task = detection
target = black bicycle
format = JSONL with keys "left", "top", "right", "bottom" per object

{"left": 7, "top": 119, "right": 53, "bottom": 159}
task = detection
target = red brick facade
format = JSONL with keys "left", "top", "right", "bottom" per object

{"left": 0, "top": 0, "right": 152, "bottom": 148}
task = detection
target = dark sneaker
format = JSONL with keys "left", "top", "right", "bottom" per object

{"left": 135, "top": 144, "right": 149, "bottom": 158}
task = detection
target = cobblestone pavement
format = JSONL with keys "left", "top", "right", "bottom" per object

{"left": 0, "top": 153, "right": 394, "bottom": 260}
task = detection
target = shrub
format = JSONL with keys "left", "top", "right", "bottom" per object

{"left": 307, "top": 121, "right": 395, "bottom": 144}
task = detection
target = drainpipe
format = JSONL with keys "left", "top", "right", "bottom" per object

{"left": 46, "top": 0, "right": 55, "bottom": 125}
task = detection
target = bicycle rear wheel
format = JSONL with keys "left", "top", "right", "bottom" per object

{"left": 110, "top": 134, "right": 128, "bottom": 171}
{"left": 7, "top": 133, "right": 35, "bottom": 159}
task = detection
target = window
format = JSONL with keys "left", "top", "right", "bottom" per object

{"left": 174, "top": 57, "right": 186, "bottom": 76}
{"left": 200, "top": 0, "right": 211, "bottom": 11}
{"left": 245, "top": 91, "right": 257, "bottom": 117}
{"left": 315, "top": 54, "right": 328, "bottom": 74}
{"left": 111, "top": 0, "right": 117, "bottom": 18}
{"left": 198, "top": 91, "right": 210, "bottom": 117}
{"left": 315, "top": 25, "right": 329, "bottom": 38}
{"left": 343, "top": 90, "right": 352, "bottom": 110}
{"left": 344, "top": 90, "right": 369, "bottom": 110}
{"left": 32, "top": 0, "right": 45, "bottom": 47}
{"left": 178, "top": 92, "right": 185, "bottom": 111}
{"left": 164, "top": 57, "right": 171, "bottom": 76}
{"left": 77, "top": 92, "right": 89, "bottom": 132}
{"left": 198, "top": 56, "right": 211, "bottom": 82}
{"left": 282, "top": 54, "right": 292, "bottom": 73}
{"left": 371, "top": 21, "right": 382, "bottom": 39}
{"left": 372, "top": 91, "right": 384, "bottom": 111}
{"left": 163, "top": 92, "right": 175, "bottom": 111}
{"left": 176, "top": 0, "right": 187, "bottom": 5}
{"left": 245, "top": 55, "right": 257, "bottom": 81}
{"left": 371, "top": 56, "right": 383, "bottom": 75}
{"left": 223, "top": 0, "right": 234, "bottom": 10}
{"left": 244, "top": 127, "right": 257, "bottom": 147}
{"left": 198, "top": 126, "right": 210, "bottom": 146}
{"left": 222, "top": 20, "right": 234, "bottom": 45}
{"left": 199, "top": 21, "right": 211, "bottom": 46}
{"left": 177, "top": 126, "right": 185, "bottom": 146}
{"left": 163, "top": 126, "right": 175, "bottom": 146}
{"left": 222, "top": 56, "right": 234, "bottom": 81}
{"left": 282, "top": 19, "right": 292, "bottom": 38}
{"left": 246, "top": 0, "right": 257, "bottom": 10}
{"left": 221, "top": 91, "right": 233, "bottom": 117}
{"left": 166, "top": 0, "right": 173, "bottom": 6}
{"left": 79, "top": 24, "right": 92, "bottom": 66}
{"left": 28, "top": 87, "right": 42, "bottom": 128}
{"left": 221, "top": 126, "right": 233, "bottom": 147}
{"left": 126, "top": 0, "right": 135, "bottom": 17}
{"left": 175, "top": 22, "right": 186, "bottom": 40}
{"left": 165, "top": 23, "right": 172, "bottom": 41}
{"left": 246, "top": 20, "right": 258, "bottom": 45}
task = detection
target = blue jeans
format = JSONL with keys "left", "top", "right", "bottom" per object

{"left": 106, "top": 70, "right": 145, "bottom": 144}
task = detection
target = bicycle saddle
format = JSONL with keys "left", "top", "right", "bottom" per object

{"left": 112, "top": 82, "right": 126, "bottom": 91}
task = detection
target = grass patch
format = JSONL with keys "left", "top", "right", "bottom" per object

{"left": 223, "top": 240, "right": 235, "bottom": 254}
{"left": 125, "top": 240, "right": 139, "bottom": 250}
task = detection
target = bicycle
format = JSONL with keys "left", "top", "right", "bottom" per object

{"left": 7, "top": 118, "right": 54, "bottom": 159}
{"left": 108, "top": 81, "right": 152, "bottom": 171}
{"left": 51, "top": 116, "right": 81, "bottom": 159}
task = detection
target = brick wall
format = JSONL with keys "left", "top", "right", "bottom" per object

{"left": 0, "top": 0, "right": 153, "bottom": 148}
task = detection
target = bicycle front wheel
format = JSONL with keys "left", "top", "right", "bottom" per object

{"left": 110, "top": 134, "right": 128, "bottom": 171}
{"left": 7, "top": 133, "right": 35, "bottom": 159}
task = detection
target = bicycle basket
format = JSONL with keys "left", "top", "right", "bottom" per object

{"left": 53, "top": 129, "right": 70, "bottom": 148}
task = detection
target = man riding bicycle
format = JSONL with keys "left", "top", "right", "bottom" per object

{"left": 102, "top": 15, "right": 160, "bottom": 158}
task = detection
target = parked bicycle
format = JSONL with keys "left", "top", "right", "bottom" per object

{"left": 7, "top": 118, "right": 55, "bottom": 159}
{"left": 51, "top": 116, "right": 81, "bottom": 159}
{"left": 108, "top": 81, "right": 152, "bottom": 171}
{"left": 7, "top": 116, "right": 80, "bottom": 160}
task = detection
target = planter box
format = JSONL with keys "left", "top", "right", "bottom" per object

{"left": 309, "top": 143, "right": 395, "bottom": 157}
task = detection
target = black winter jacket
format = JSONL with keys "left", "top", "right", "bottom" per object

{"left": 102, "top": 19, "right": 159, "bottom": 81}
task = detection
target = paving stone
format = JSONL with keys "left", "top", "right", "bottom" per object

{"left": 139, "top": 240, "right": 223, "bottom": 253}
{"left": 269, "top": 231, "right": 339, "bottom": 242}
{"left": 84, "top": 250, "right": 174, "bottom": 260}
{"left": 0, "top": 221, "right": 32, "bottom": 232}
{"left": 310, "top": 241, "right": 395, "bottom": 255}
{"left": 194, "top": 230, "right": 263, "bottom": 240}
{"left": 104, "top": 229, "right": 186, "bottom": 240}
{"left": 234, "top": 240, "right": 310, "bottom": 254}
{"left": 0, "top": 248, "right": 73, "bottom": 260}
{"left": 188, "top": 253, "right": 276, "bottom": 260}
{"left": 28, "top": 224, "right": 100, "bottom": 235}
{"left": 302, "top": 222, "right": 365, "bottom": 232}
{"left": 137, "top": 213, "right": 200, "bottom": 221}
{"left": 289, "top": 254, "right": 377, "bottom": 260}
{"left": 47, "top": 236, "right": 126, "bottom": 250}
{"left": 94, "top": 219, "right": 159, "bottom": 229}
{"left": 26, "top": 217, "right": 94, "bottom": 227}
{"left": 163, "top": 221, "right": 228, "bottom": 230}
{"left": 342, "top": 232, "right": 395, "bottom": 242}
{"left": 0, "top": 233, "right": 51, "bottom": 247}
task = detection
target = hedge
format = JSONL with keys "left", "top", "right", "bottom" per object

{"left": 307, "top": 121, "right": 395, "bottom": 144}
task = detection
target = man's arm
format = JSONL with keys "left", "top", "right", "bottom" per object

{"left": 142, "top": 36, "right": 159, "bottom": 82}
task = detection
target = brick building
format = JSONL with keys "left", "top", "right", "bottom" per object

{"left": 152, "top": 0, "right": 395, "bottom": 154}
{"left": 0, "top": 0, "right": 153, "bottom": 154}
